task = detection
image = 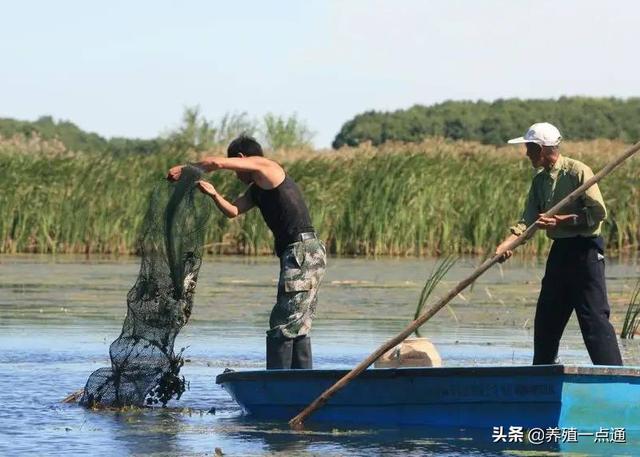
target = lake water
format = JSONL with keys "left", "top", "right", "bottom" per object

{"left": 1, "top": 254, "right": 639, "bottom": 456}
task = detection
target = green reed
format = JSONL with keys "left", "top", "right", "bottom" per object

{"left": 414, "top": 256, "right": 457, "bottom": 337}
{"left": 621, "top": 279, "right": 640, "bottom": 339}
{"left": 1, "top": 139, "right": 638, "bottom": 256}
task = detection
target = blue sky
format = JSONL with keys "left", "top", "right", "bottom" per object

{"left": 1, "top": 0, "right": 638, "bottom": 147}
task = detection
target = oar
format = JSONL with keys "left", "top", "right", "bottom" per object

{"left": 289, "top": 140, "right": 640, "bottom": 428}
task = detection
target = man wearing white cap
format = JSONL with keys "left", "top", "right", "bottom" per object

{"left": 496, "top": 122, "right": 623, "bottom": 366}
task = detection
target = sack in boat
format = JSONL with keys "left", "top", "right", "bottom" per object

{"left": 374, "top": 337, "right": 442, "bottom": 368}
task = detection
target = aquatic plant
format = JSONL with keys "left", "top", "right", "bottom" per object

{"left": 414, "top": 256, "right": 457, "bottom": 337}
{"left": 621, "top": 279, "right": 640, "bottom": 339}
{"left": 1, "top": 138, "right": 638, "bottom": 256}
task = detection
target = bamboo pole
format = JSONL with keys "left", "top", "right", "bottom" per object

{"left": 289, "top": 141, "right": 640, "bottom": 428}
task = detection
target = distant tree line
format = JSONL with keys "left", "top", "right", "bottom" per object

{"left": 332, "top": 97, "right": 640, "bottom": 148}
{"left": 165, "top": 107, "right": 313, "bottom": 152}
{"left": 0, "top": 115, "right": 163, "bottom": 155}
{"left": 0, "top": 108, "right": 314, "bottom": 154}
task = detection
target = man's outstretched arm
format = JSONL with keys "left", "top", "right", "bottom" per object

{"left": 197, "top": 181, "right": 254, "bottom": 219}
{"left": 168, "top": 156, "right": 283, "bottom": 187}
{"left": 195, "top": 156, "right": 269, "bottom": 173}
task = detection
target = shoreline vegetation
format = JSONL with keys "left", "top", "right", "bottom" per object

{"left": 2, "top": 136, "right": 639, "bottom": 257}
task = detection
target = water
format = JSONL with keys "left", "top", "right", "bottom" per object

{"left": 1, "top": 254, "right": 640, "bottom": 456}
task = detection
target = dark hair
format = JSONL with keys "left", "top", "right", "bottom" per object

{"left": 227, "top": 135, "right": 263, "bottom": 158}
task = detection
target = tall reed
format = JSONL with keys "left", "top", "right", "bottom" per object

{"left": 414, "top": 256, "right": 457, "bottom": 337}
{"left": 621, "top": 279, "right": 640, "bottom": 339}
{"left": 1, "top": 138, "right": 638, "bottom": 256}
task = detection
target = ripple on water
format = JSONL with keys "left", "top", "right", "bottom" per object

{"left": 1, "top": 255, "right": 640, "bottom": 456}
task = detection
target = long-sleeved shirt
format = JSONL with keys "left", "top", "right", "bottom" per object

{"left": 510, "top": 155, "right": 607, "bottom": 239}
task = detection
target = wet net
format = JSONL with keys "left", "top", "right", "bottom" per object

{"left": 81, "top": 166, "right": 211, "bottom": 407}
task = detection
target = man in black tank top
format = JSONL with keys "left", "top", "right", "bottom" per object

{"left": 167, "top": 135, "right": 326, "bottom": 370}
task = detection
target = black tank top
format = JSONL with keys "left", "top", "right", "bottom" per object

{"left": 249, "top": 175, "right": 314, "bottom": 257}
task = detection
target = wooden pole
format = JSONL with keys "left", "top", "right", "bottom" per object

{"left": 289, "top": 141, "right": 640, "bottom": 428}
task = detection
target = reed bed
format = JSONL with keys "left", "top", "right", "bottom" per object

{"left": 1, "top": 138, "right": 639, "bottom": 256}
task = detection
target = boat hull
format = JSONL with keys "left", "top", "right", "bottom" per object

{"left": 216, "top": 365, "right": 640, "bottom": 430}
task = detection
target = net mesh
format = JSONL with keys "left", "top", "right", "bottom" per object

{"left": 81, "top": 166, "right": 211, "bottom": 407}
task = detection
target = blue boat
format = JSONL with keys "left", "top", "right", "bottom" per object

{"left": 216, "top": 365, "right": 640, "bottom": 430}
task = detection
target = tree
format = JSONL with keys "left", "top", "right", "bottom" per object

{"left": 166, "top": 106, "right": 258, "bottom": 151}
{"left": 332, "top": 97, "right": 640, "bottom": 148}
{"left": 262, "top": 113, "right": 314, "bottom": 149}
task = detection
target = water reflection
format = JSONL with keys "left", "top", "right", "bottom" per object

{"left": 1, "top": 255, "right": 639, "bottom": 456}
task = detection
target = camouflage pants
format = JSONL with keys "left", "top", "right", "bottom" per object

{"left": 267, "top": 238, "right": 327, "bottom": 339}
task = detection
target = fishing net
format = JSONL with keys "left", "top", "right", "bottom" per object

{"left": 81, "top": 166, "right": 211, "bottom": 407}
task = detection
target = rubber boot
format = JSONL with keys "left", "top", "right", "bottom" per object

{"left": 291, "top": 335, "right": 312, "bottom": 369}
{"left": 266, "top": 336, "right": 293, "bottom": 369}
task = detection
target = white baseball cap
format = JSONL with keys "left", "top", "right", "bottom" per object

{"left": 508, "top": 122, "right": 562, "bottom": 146}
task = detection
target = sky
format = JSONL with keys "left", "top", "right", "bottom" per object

{"left": 1, "top": 0, "right": 639, "bottom": 148}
